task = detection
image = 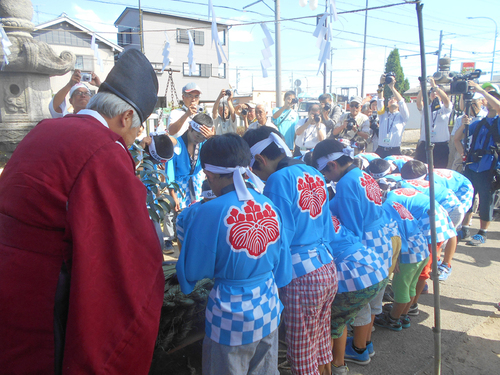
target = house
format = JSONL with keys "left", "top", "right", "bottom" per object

{"left": 114, "top": 7, "right": 230, "bottom": 104}
{"left": 32, "top": 14, "right": 123, "bottom": 96}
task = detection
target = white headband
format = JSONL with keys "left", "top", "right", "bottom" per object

{"left": 201, "top": 189, "right": 216, "bottom": 200}
{"left": 249, "top": 132, "right": 292, "bottom": 167}
{"left": 316, "top": 147, "right": 354, "bottom": 171}
{"left": 203, "top": 164, "right": 265, "bottom": 201}
{"left": 189, "top": 120, "right": 203, "bottom": 133}
{"left": 370, "top": 166, "right": 392, "bottom": 179}
{"left": 148, "top": 131, "right": 171, "bottom": 163}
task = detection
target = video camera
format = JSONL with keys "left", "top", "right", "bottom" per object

{"left": 450, "top": 69, "right": 482, "bottom": 95}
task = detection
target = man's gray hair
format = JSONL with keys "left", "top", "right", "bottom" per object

{"left": 87, "top": 92, "right": 142, "bottom": 128}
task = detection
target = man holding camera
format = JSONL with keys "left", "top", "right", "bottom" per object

{"left": 375, "top": 73, "right": 410, "bottom": 158}
{"left": 49, "top": 69, "right": 101, "bottom": 118}
{"left": 318, "top": 93, "right": 342, "bottom": 138}
{"left": 167, "top": 82, "right": 204, "bottom": 138}
{"left": 212, "top": 89, "right": 237, "bottom": 135}
{"left": 415, "top": 77, "right": 452, "bottom": 168}
{"left": 272, "top": 91, "right": 299, "bottom": 149}
{"left": 453, "top": 82, "right": 500, "bottom": 246}
{"left": 238, "top": 102, "right": 257, "bottom": 130}
{"left": 293, "top": 103, "right": 326, "bottom": 156}
{"left": 333, "top": 96, "right": 370, "bottom": 141}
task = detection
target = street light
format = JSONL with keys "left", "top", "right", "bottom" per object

{"left": 467, "top": 16, "right": 497, "bottom": 81}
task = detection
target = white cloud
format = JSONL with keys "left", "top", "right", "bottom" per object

{"left": 72, "top": 5, "right": 118, "bottom": 43}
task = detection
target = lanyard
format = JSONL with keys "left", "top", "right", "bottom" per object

{"left": 387, "top": 113, "right": 397, "bottom": 134}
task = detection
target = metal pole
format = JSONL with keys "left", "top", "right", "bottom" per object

{"left": 361, "top": 0, "right": 368, "bottom": 97}
{"left": 323, "top": 1, "right": 328, "bottom": 94}
{"left": 139, "top": 0, "right": 144, "bottom": 53}
{"left": 275, "top": 0, "right": 282, "bottom": 107}
{"left": 437, "top": 30, "right": 443, "bottom": 71}
{"left": 416, "top": 3, "right": 441, "bottom": 375}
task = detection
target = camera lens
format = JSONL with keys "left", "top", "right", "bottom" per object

{"left": 241, "top": 109, "right": 248, "bottom": 115}
{"left": 225, "top": 89, "right": 231, "bottom": 96}
{"left": 314, "top": 114, "right": 321, "bottom": 123}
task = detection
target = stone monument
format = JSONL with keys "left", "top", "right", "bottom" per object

{"left": 0, "top": 0, "right": 75, "bottom": 158}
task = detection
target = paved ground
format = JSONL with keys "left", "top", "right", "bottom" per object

{"left": 156, "top": 213, "right": 500, "bottom": 375}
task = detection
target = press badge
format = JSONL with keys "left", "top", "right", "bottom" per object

{"left": 383, "top": 138, "right": 391, "bottom": 144}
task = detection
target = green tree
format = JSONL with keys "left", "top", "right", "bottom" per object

{"left": 384, "top": 48, "right": 410, "bottom": 104}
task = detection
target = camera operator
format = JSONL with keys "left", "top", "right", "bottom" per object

{"left": 415, "top": 77, "right": 452, "bottom": 168}
{"left": 236, "top": 102, "right": 257, "bottom": 130}
{"left": 333, "top": 96, "right": 370, "bottom": 141}
{"left": 167, "top": 83, "right": 211, "bottom": 138}
{"left": 293, "top": 103, "right": 326, "bottom": 156}
{"left": 318, "top": 93, "right": 342, "bottom": 138}
{"left": 453, "top": 82, "right": 500, "bottom": 246}
{"left": 375, "top": 73, "right": 410, "bottom": 158}
{"left": 213, "top": 89, "right": 237, "bottom": 135}
{"left": 272, "top": 91, "right": 299, "bottom": 149}
{"left": 49, "top": 69, "right": 101, "bottom": 118}
{"left": 361, "top": 102, "right": 379, "bottom": 152}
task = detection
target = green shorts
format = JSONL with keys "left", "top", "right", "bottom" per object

{"left": 393, "top": 257, "right": 429, "bottom": 304}
{"left": 330, "top": 280, "right": 384, "bottom": 338}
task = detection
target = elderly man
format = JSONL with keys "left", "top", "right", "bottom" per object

{"left": 415, "top": 77, "right": 452, "bottom": 168}
{"left": 334, "top": 96, "right": 370, "bottom": 141}
{"left": 247, "top": 104, "right": 277, "bottom": 130}
{"left": 375, "top": 74, "right": 410, "bottom": 158}
{"left": 49, "top": 69, "right": 101, "bottom": 118}
{"left": 0, "top": 49, "right": 164, "bottom": 374}
{"left": 167, "top": 82, "right": 203, "bottom": 137}
{"left": 212, "top": 88, "right": 237, "bottom": 135}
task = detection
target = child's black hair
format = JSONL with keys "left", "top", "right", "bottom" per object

{"left": 312, "top": 139, "right": 352, "bottom": 171}
{"left": 401, "top": 159, "right": 427, "bottom": 180}
{"left": 192, "top": 113, "right": 214, "bottom": 128}
{"left": 368, "top": 158, "right": 391, "bottom": 176}
{"left": 351, "top": 157, "right": 364, "bottom": 170}
{"left": 200, "top": 134, "right": 251, "bottom": 178}
{"left": 242, "top": 126, "right": 286, "bottom": 171}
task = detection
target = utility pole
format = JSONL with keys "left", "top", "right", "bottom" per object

{"left": 139, "top": 0, "right": 144, "bottom": 53}
{"left": 436, "top": 30, "right": 443, "bottom": 71}
{"left": 323, "top": 2, "right": 328, "bottom": 94}
{"left": 330, "top": 48, "right": 333, "bottom": 93}
{"left": 275, "top": 0, "right": 282, "bottom": 107}
{"left": 236, "top": 67, "right": 239, "bottom": 92}
{"left": 361, "top": 0, "right": 368, "bottom": 97}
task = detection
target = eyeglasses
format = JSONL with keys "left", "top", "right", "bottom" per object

{"left": 350, "top": 103, "right": 360, "bottom": 108}
{"left": 184, "top": 93, "right": 200, "bottom": 99}
{"left": 73, "top": 91, "right": 91, "bottom": 97}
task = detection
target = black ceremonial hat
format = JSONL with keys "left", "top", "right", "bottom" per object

{"left": 99, "top": 49, "right": 159, "bottom": 123}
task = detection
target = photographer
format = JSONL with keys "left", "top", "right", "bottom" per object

{"left": 212, "top": 89, "right": 237, "bottom": 135}
{"left": 272, "top": 91, "right": 299, "bottom": 149}
{"left": 294, "top": 104, "right": 326, "bottom": 156}
{"left": 362, "top": 102, "right": 379, "bottom": 152}
{"left": 49, "top": 69, "right": 101, "bottom": 118}
{"left": 334, "top": 96, "right": 370, "bottom": 141}
{"left": 375, "top": 73, "right": 410, "bottom": 158}
{"left": 318, "top": 93, "right": 342, "bottom": 138}
{"left": 236, "top": 102, "right": 257, "bottom": 130}
{"left": 415, "top": 77, "right": 452, "bottom": 168}
{"left": 453, "top": 83, "right": 500, "bottom": 246}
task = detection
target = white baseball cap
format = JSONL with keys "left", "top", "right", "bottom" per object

{"left": 69, "top": 83, "right": 90, "bottom": 98}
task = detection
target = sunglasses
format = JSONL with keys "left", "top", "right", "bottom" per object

{"left": 350, "top": 103, "right": 360, "bottom": 108}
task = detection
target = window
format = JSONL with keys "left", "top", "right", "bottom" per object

{"left": 217, "top": 63, "right": 226, "bottom": 78}
{"left": 176, "top": 29, "right": 204, "bottom": 46}
{"left": 218, "top": 29, "right": 226, "bottom": 46}
{"left": 117, "top": 27, "right": 133, "bottom": 46}
{"left": 33, "top": 27, "right": 91, "bottom": 48}
{"left": 75, "top": 55, "right": 94, "bottom": 72}
{"left": 183, "top": 63, "right": 211, "bottom": 77}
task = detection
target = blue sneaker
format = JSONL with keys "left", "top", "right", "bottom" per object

{"left": 438, "top": 264, "right": 452, "bottom": 281}
{"left": 346, "top": 336, "right": 375, "bottom": 358}
{"left": 344, "top": 341, "right": 371, "bottom": 365}
{"left": 400, "top": 314, "right": 411, "bottom": 328}
{"left": 467, "top": 233, "right": 486, "bottom": 246}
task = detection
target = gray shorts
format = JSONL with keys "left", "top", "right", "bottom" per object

{"left": 202, "top": 329, "right": 280, "bottom": 375}
{"left": 352, "top": 279, "right": 389, "bottom": 326}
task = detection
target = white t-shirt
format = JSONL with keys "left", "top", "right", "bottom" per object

{"left": 214, "top": 116, "right": 237, "bottom": 135}
{"left": 294, "top": 118, "right": 326, "bottom": 149}
{"left": 377, "top": 99, "right": 410, "bottom": 148}
{"left": 48, "top": 98, "right": 68, "bottom": 119}
{"left": 419, "top": 101, "right": 452, "bottom": 143}
{"left": 166, "top": 107, "right": 193, "bottom": 137}
{"left": 248, "top": 119, "right": 277, "bottom": 130}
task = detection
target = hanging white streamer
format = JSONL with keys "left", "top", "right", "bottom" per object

{"left": 187, "top": 30, "right": 196, "bottom": 76}
{"left": 208, "top": 0, "right": 227, "bottom": 66}
{"left": 90, "top": 34, "right": 103, "bottom": 72}
{"left": 161, "top": 31, "right": 171, "bottom": 73}
{"left": 260, "top": 24, "right": 274, "bottom": 78}
{"left": 0, "top": 25, "right": 12, "bottom": 70}
{"left": 314, "top": 1, "right": 337, "bottom": 75}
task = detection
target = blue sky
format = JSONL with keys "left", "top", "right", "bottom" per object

{"left": 30, "top": 0, "right": 500, "bottom": 98}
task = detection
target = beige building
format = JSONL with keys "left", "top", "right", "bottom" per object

{"left": 114, "top": 8, "right": 230, "bottom": 104}
{"left": 32, "top": 14, "right": 123, "bottom": 98}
